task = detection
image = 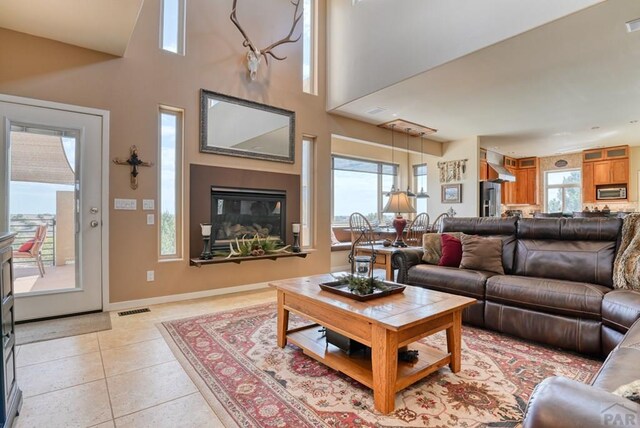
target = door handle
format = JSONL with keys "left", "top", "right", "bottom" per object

{"left": 90, "top": 220, "right": 99, "bottom": 228}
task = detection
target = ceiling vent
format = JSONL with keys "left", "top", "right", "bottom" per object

{"left": 366, "top": 107, "right": 387, "bottom": 115}
{"left": 626, "top": 18, "right": 640, "bottom": 33}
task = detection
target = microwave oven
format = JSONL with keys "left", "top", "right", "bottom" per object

{"left": 596, "top": 187, "right": 627, "bottom": 200}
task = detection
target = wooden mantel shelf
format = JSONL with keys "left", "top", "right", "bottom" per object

{"left": 190, "top": 251, "right": 309, "bottom": 267}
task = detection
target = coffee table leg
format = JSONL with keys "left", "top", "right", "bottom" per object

{"left": 446, "top": 310, "right": 462, "bottom": 373}
{"left": 277, "top": 290, "right": 289, "bottom": 348}
{"left": 372, "top": 325, "right": 398, "bottom": 414}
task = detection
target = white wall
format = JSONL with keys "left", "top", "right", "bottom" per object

{"left": 327, "top": 0, "right": 602, "bottom": 110}
{"left": 422, "top": 137, "right": 480, "bottom": 219}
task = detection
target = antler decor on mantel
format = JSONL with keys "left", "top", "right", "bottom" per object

{"left": 230, "top": 0, "right": 303, "bottom": 81}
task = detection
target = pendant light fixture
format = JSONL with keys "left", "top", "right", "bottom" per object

{"left": 383, "top": 124, "right": 416, "bottom": 247}
{"left": 405, "top": 128, "right": 416, "bottom": 197}
{"left": 385, "top": 124, "right": 397, "bottom": 195}
{"left": 416, "top": 132, "right": 429, "bottom": 199}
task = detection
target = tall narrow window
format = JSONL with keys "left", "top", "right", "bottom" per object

{"left": 159, "top": 108, "right": 183, "bottom": 259}
{"left": 301, "top": 137, "right": 315, "bottom": 248}
{"left": 161, "top": 0, "right": 186, "bottom": 54}
{"left": 413, "top": 164, "right": 428, "bottom": 213}
{"left": 302, "top": 0, "right": 316, "bottom": 94}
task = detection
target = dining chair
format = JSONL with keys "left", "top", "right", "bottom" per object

{"left": 405, "top": 212, "right": 430, "bottom": 247}
{"left": 430, "top": 212, "right": 450, "bottom": 233}
{"left": 348, "top": 212, "right": 375, "bottom": 247}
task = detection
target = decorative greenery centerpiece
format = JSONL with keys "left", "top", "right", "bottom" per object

{"left": 225, "top": 234, "right": 291, "bottom": 259}
{"left": 337, "top": 275, "right": 389, "bottom": 296}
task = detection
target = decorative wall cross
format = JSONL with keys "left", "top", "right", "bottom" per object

{"left": 113, "top": 145, "right": 153, "bottom": 190}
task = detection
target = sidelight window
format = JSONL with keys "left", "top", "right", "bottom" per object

{"left": 159, "top": 107, "right": 183, "bottom": 259}
{"left": 161, "top": 0, "right": 186, "bottom": 55}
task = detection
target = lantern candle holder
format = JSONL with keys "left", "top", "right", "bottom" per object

{"left": 291, "top": 223, "right": 301, "bottom": 253}
{"left": 200, "top": 223, "right": 213, "bottom": 260}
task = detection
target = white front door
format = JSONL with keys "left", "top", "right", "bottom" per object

{"left": 0, "top": 96, "right": 107, "bottom": 321}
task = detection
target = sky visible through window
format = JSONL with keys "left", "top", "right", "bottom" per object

{"left": 302, "top": 0, "right": 312, "bottom": 92}
{"left": 160, "top": 113, "right": 177, "bottom": 217}
{"left": 162, "top": 0, "right": 180, "bottom": 53}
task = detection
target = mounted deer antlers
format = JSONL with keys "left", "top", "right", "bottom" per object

{"left": 230, "top": 0, "right": 303, "bottom": 80}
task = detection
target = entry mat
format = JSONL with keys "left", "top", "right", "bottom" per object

{"left": 16, "top": 312, "right": 112, "bottom": 345}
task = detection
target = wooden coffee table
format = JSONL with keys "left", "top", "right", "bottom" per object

{"left": 269, "top": 274, "right": 476, "bottom": 414}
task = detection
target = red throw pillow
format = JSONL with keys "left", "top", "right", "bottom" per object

{"left": 438, "top": 234, "right": 462, "bottom": 267}
{"left": 18, "top": 239, "right": 35, "bottom": 252}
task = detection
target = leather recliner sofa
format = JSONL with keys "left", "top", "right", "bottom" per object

{"left": 523, "top": 317, "right": 640, "bottom": 427}
{"left": 393, "top": 216, "right": 640, "bottom": 356}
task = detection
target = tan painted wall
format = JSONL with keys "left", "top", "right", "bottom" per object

{"left": 0, "top": 1, "right": 442, "bottom": 303}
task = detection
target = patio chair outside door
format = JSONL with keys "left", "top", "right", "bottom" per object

{"left": 12, "top": 224, "right": 48, "bottom": 277}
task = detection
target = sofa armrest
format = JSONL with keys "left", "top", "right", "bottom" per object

{"left": 523, "top": 376, "right": 640, "bottom": 428}
{"left": 603, "top": 290, "right": 640, "bottom": 333}
{"left": 392, "top": 248, "right": 424, "bottom": 284}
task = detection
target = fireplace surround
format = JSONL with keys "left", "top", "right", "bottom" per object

{"left": 189, "top": 165, "right": 300, "bottom": 259}
{"left": 210, "top": 186, "right": 286, "bottom": 250}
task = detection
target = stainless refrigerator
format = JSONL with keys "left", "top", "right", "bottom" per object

{"left": 480, "top": 182, "right": 501, "bottom": 217}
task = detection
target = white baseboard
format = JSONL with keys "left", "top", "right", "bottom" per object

{"left": 105, "top": 282, "right": 270, "bottom": 312}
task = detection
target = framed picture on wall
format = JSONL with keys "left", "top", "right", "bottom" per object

{"left": 441, "top": 184, "right": 462, "bottom": 203}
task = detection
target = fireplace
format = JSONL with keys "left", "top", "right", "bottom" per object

{"left": 210, "top": 186, "right": 286, "bottom": 250}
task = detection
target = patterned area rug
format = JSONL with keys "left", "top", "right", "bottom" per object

{"left": 159, "top": 303, "right": 601, "bottom": 428}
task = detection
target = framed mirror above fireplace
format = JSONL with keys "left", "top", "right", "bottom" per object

{"left": 199, "top": 89, "right": 295, "bottom": 163}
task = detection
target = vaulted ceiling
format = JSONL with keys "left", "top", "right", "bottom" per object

{"left": 0, "top": 0, "right": 144, "bottom": 56}
{"left": 329, "top": 0, "right": 640, "bottom": 158}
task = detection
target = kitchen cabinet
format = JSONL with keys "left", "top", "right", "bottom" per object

{"left": 611, "top": 159, "right": 629, "bottom": 184}
{"left": 582, "top": 162, "right": 595, "bottom": 203}
{"left": 0, "top": 234, "right": 21, "bottom": 428}
{"left": 593, "top": 161, "right": 612, "bottom": 185}
{"left": 479, "top": 149, "right": 488, "bottom": 181}
{"left": 583, "top": 145, "right": 629, "bottom": 162}
{"left": 525, "top": 168, "right": 537, "bottom": 204}
{"left": 582, "top": 145, "right": 629, "bottom": 202}
{"left": 593, "top": 159, "right": 628, "bottom": 185}
{"left": 502, "top": 157, "right": 537, "bottom": 205}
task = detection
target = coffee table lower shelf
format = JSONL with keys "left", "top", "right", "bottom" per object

{"left": 287, "top": 325, "right": 450, "bottom": 392}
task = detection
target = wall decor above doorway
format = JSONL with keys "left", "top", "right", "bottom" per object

{"left": 199, "top": 89, "right": 295, "bottom": 163}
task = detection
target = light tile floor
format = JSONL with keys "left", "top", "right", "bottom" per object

{"left": 12, "top": 288, "right": 277, "bottom": 428}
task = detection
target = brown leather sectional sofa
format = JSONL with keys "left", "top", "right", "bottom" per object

{"left": 523, "top": 317, "right": 640, "bottom": 427}
{"left": 393, "top": 216, "right": 640, "bottom": 355}
{"left": 394, "top": 216, "right": 640, "bottom": 426}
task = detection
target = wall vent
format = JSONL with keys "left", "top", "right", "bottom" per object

{"left": 118, "top": 308, "right": 151, "bottom": 316}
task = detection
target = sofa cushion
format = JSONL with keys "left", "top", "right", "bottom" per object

{"left": 460, "top": 234, "right": 504, "bottom": 275}
{"left": 517, "top": 217, "right": 622, "bottom": 241}
{"left": 442, "top": 217, "right": 517, "bottom": 274}
{"left": 602, "top": 290, "right": 640, "bottom": 333}
{"left": 422, "top": 232, "right": 461, "bottom": 264}
{"left": 514, "top": 239, "right": 616, "bottom": 287}
{"left": 407, "top": 264, "right": 494, "bottom": 299}
{"left": 438, "top": 234, "right": 462, "bottom": 267}
{"left": 486, "top": 275, "right": 608, "bottom": 320}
